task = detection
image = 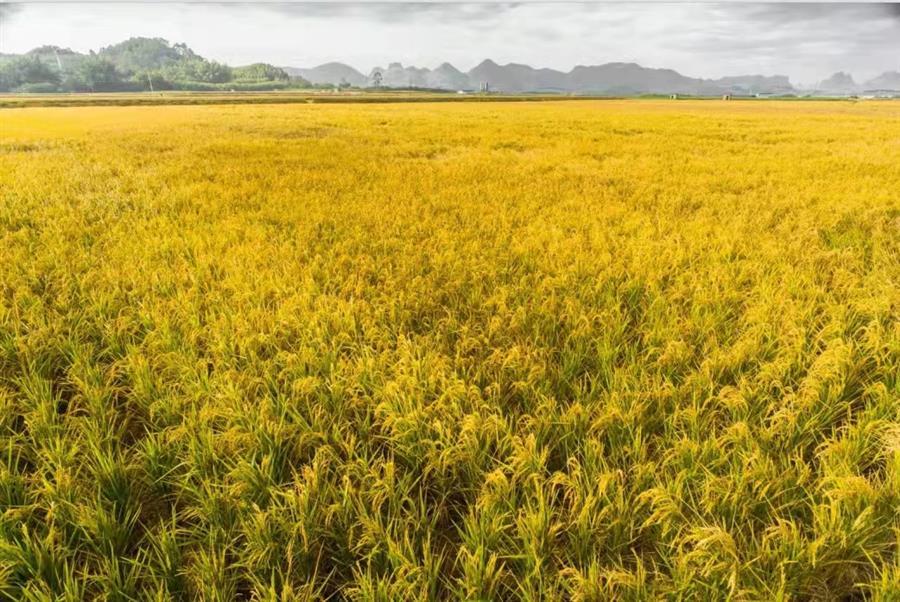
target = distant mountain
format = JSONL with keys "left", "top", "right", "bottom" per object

{"left": 819, "top": 72, "right": 857, "bottom": 93}
{"left": 285, "top": 59, "right": 900, "bottom": 96}
{"left": 714, "top": 75, "right": 794, "bottom": 95}
{"left": 469, "top": 59, "right": 568, "bottom": 92}
{"left": 426, "top": 63, "right": 470, "bottom": 90}
{"left": 568, "top": 63, "right": 711, "bottom": 95}
{"left": 864, "top": 71, "right": 900, "bottom": 91}
{"left": 7, "top": 35, "right": 899, "bottom": 96}
{"left": 284, "top": 58, "right": 808, "bottom": 95}
{"left": 284, "top": 62, "right": 367, "bottom": 87}
{"left": 369, "top": 62, "right": 430, "bottom": 88}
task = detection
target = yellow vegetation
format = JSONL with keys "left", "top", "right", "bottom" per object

{"left": 1, "top": 100, "right": 898, "bottom": 599}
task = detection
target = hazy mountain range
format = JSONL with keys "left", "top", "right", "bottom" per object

{"left": 287, "top": 60, "right": 900, "bottom": 96}
{"left": 817, "top": 71, "right": 900, "bottom": 94}
{"left": 3, "top": 36, "right": 898, "bottom": 96}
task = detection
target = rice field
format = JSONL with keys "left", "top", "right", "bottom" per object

{"left": 1, "top": 99, "right": 898, "bottom": 600}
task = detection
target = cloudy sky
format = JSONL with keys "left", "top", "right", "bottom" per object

{"left": 1, "top": 2, "right": 898, "bottom": 84}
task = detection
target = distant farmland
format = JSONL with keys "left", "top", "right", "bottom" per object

{"left": 1, "top": 100, "right": 898, "bottom": 599}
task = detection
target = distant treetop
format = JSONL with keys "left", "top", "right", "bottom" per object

{"left": 1, "top": 37, "right": 311, "bottom": 93}
{"left": 26, "top": 45, "right": 78, "bottom": 56}
{"left": 98, "top": 37, "right": 187, "bottom": 73}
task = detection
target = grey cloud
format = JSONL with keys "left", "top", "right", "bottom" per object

{"left": 0, "top": 2, "right": 23, "bottom": 21}
{"left": 248, "top": 2, "right": 520, "bottom": 23}
{"left": 740, "top": 3, "right": 886, "bottom": 22}
{"left": 525, "top": 27, "right": 563, "bottom": 43}
{"left": 669, "top": 4, "right": 898, "bottom": 49}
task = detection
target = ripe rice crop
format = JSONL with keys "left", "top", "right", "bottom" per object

{"left": 1, "top": 100, "right": 898, "bottom": 600}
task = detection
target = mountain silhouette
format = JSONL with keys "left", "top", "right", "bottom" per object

{"left": 287, "top": 59, "right": 810, "bottom": 95}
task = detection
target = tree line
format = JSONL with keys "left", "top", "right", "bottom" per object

{"left": 0, "top": 38, "right": 312, "bottom": 93}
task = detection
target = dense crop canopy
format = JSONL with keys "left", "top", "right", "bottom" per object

{"left": 0, "top": 100, "right": 898, "bottom": 599}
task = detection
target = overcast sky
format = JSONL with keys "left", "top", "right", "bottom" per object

{"left": 1, "top": 2, "right": 898, "bottom": 84}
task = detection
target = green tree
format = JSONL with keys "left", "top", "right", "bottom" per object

{"left": 98, "top": 37, "right": 182, "bottom": 73}
{"left": 79, "top": 56, "right": 121, "bottom": 91}
{"left": 232, "top": 63, "right": 290, "bottom": 82}
{"left": 161, "top": 57, "right": 231, "bottom": 84}
{"left": 0, "top": 55, "right": 60, "bottom": 91}
{"left": 132, "top": 69, "right": 173, "bottom": 91}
